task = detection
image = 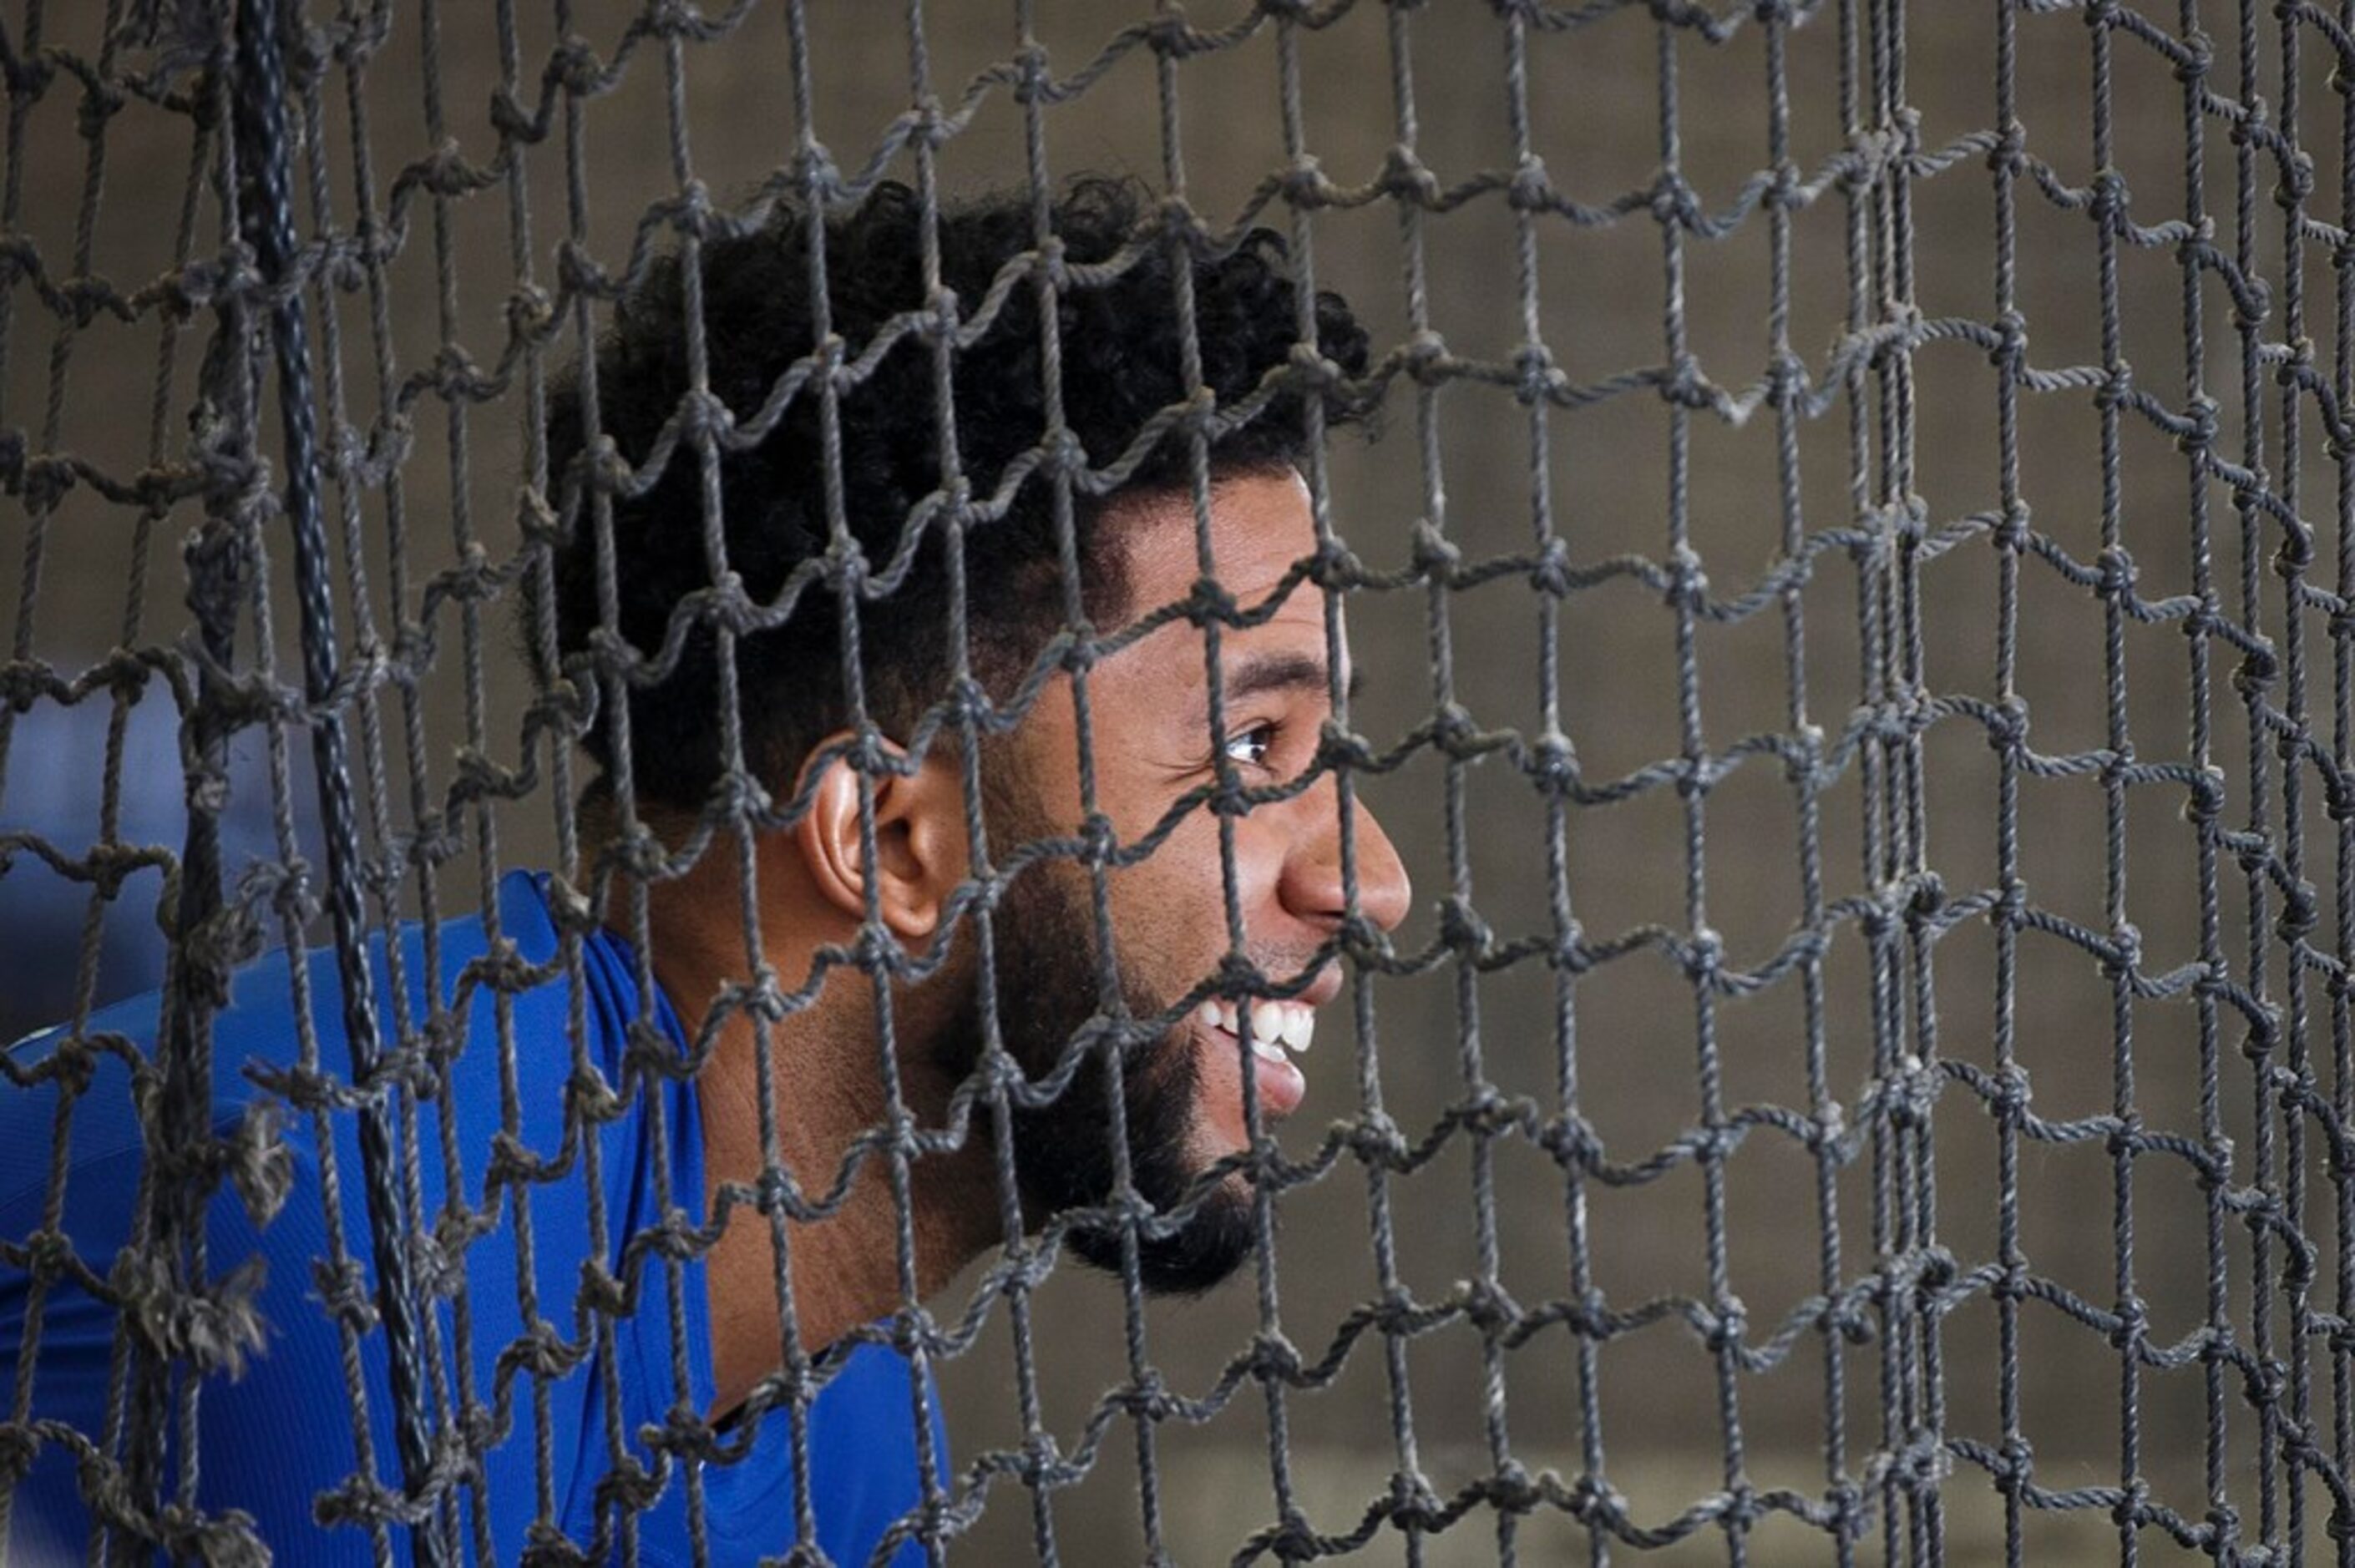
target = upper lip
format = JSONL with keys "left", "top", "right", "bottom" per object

{"left": 1187, "top": 960, "right": 1343, "bottom": 1024}
{"left": 1296, "top": 965, "right": 1344, "bottom": 1012}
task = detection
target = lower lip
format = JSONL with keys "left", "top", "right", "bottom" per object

{"left": 1210, "top": 1025, "right": 1305, "bottom": 1120}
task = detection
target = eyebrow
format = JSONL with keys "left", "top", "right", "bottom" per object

{"left": 1200, "top": 650, "right": 1365, "bottom": 716}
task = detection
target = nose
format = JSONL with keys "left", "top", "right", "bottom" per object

{"left": 1279, "top": 780, "right": 1411, "bottom": 937}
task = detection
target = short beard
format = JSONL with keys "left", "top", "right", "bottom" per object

{"left": 941, "top": 861, "right": 1259, "bottom": 1297}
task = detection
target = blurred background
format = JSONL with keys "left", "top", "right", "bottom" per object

{"left": 3, "top": 0, "right": 2346, "bottom": 1560}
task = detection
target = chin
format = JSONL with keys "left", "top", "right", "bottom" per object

{"left": 1066, "top": 1173, "right": 1263, "bottom": 1297}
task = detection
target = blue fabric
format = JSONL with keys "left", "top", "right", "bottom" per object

{"left": 1, "top": 870, "right": 943, "bottom": 1565}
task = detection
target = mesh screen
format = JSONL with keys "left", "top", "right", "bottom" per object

{"left": 6, "top": 0, "right": 2354, "bottom": 1563}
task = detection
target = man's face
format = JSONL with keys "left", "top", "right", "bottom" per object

{"left": 969, "top": 468, "right": 1412, "bottom": 1293}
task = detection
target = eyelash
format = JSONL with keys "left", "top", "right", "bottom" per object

{"left": 1221, "top": 721, "right": 1279, "bottom": 771}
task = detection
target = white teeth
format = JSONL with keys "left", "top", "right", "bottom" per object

{"left": 1200, "top": 997, "right": 1317, "bottom": 1061}
{"left": 1249, "top": 1001, "right": 1285, "bottom": 1044}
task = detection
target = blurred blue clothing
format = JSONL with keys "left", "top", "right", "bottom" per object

{"left": 2, "top": 869, "right": 942, "bottom": 1565}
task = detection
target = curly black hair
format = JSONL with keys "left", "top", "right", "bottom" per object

{"left": 544, "top": 175, "right": 1372, "bottom": 813}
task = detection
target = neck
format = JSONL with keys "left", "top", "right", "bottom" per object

{"left": 610, "top": 822, "right": 1000, "bottom": 1419}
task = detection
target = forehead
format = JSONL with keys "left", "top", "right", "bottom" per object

{"left": 1105, "top": 468, "right": 1321, "bottom": 613}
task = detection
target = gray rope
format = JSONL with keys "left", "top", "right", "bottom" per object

{"left": 229, "top": 2, "right": 446, "bottom": 1560}
{"left": 26, "top": 1, "right": 2355, "bottom": 1563}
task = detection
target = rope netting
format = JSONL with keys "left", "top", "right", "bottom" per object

{"left": 8, "top": 0, "right": 2355, "bottom": 1563}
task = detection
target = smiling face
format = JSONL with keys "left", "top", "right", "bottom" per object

{"left": 965, "top": 468, "right": 1411, "bottom": 1292}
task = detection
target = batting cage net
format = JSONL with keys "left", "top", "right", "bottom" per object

{"left": 5, "top": 0, "right": 2350, "bottom": 1563}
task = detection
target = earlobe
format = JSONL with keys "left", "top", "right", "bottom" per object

{"left": 793, "top": 732, "right": 967, "bottom": 942}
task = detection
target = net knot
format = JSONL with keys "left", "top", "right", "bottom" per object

{"left": 1648, "top": 172, "right": 1698, "bottom": 230}
{"left": 1984, "top": 1063, "right": 2031, "bottom": 1126}
{"left": 1881, "top": 1428, "right": 1952, "bottom": 1494}
{"left": 2102, "top": 919, "right": 2142, "bottom": 978}
{"left": 409, "top": 1225, "right": 463, "bottom": 1301}
{"left": 1380, "top": 143, "right": 1440, "bottom": 208}
{"left": 2173, "top": 25, "right": 2215, "bottom": 83}
{"left": 109, "top": 1248, "right": 269, "bottom": 1378}
{"left": 1057, "top": 628, "right": 1098, "bottom": 679}
{"left": 1822, "top": 1294, "right": 1873, "bottom": 1344}
{"left": 1484, "top": 1459, "right": 1541, "bottom": 1518}
{"left": 2271, "top": 518, "right": 2317, "bottom": 577}
{"left": 1881, "top": 1052, "right": 1941, "bottom": 1130}
{"left": 1715, "top": 1481, "right": 1763, "bottom": 1532}
{"left": 1077, "top": 809, "right": 1117, "bottom": 869}
{"left": 1438, "top": 893, "right": 1492, "bottom": 960}
{"left": 1410, "top": 517, "right": 1460, "bottom": 581}
{"left": 1507, "top": 154, "right": 1552, "bottom": 213}
{"left": 1147, "top": 9, "right": 1205, "bottom": 59}
{"left": 1455, "top": 1275, "right": 1522, "bottom": 1338}
{"left": 1811, "top": 1099, "right": 1847, "bottom": 1151}
{"left": 1681, "top": 924, "right": 1722, "bottom": 984}
{"left": 0, "top": 1420, "right": 35, "bottom": 1492}
{"left": 1284, "top": 335, "right": 1350, "bottom": 401}
{"left": 225, "top": 1099, "right": 291, "bottom": 1227}
{"left": 18, "top": 451, "right": 77, "bottom": 515}
{"left": 1316, "top": 719, "right": 1375, "bottom": 774}
{"left": 1661, "top": 353, "right": 1713, "bottom": 412}
{"left": 1035, "top": 422, "right": 1088, "bottom": 488}
{"left": 1401, "top": 327, "right": 1449, "bottom": 386}
{"left": 1993, "top": 1434, "right": 2035, "bottom": 1494}
{"left": 1664, "top": 544, "right": 1709, "bottom": 613}
{"left": 1430, "top": 701, "right": 1480, "bottom": 761}
{"left": 1246, "top": 1328, "right": 1303, "bottom": 1384}
{"left": 1564, "top": 1471, "right": 1629, "bottom": 1533}
{"left": 150, "top": 1505, "right": 271, "bottom": 1568}
{"left": 824, "top": 530, "right": 870, "bottom": 599}
{"left": 2178, "top": 392, "right": 2221, "bottom": 453}
{"left": 709, "top": 761, "right": 773, "bottom": 829}
{"left": 2276, "top": 147, "right": 2318, "bottom": 210}
{"left": 1278, "top": 152, "right": 1326, "bottom": 210}
{"left": 1346, "top": 1110, "right": 1411, "bottom": 1170}
{"left": 2274, "top": 877, "right": 2319, "bottom": 944}
{"left": 1983, "top": 693, "right": 2028, "bottom": 756}
{"left": 2230, "top": 642, "right": 2278, "bottom": 699}
{"left": 17, "top": 1226, "right": 78, "bottom": 1287}
{"left": 1305, "top": 534, "right": 1363, "bottom": 593}
{"left": 1120, "top": 1370, "right": 1176, "bottom": 1423}
{"left": 586, "top": 1449, "right": 663, "bottom": 1522}
{"left": 177, "top": 899, "right": 265, "bottom": 1012}
{"left": 1187, "top": 573, "right": 1239, "bottom": 628}
{"left": 676, "top": 384, "right": 734, "bottom": 453}
{"left": 546, "top": 33, "right": 608, "bottom": 98}
{"left": 790, "top": 141, "right": 847, "bottom": 208}
{"left": 2094, "top": 544, "right": 2137, "bottom": 602}
{"left": 27, "top": 1027, "right": 99, "bottom": 1097}
{"left": 1385, "top": 1469, "right": 1446, "bottom": 1533}
{"left": 1527, "top": 725, "right": 1576, "bottom": 798}
{"left": 1988, "top": 119, "right": 2028, "bottom": 178}
{"left": 1700, "top": 1294, "right": 1748, "bottom": 1353}
{"left": 484, "top": 1127, "right": 559, "bottom": 1191}
{"left": 1539, "top": 1111, "right": 1599, "bottom": 1171}
{"left": 2241, "top": 1352, "right": 2289, "bottom": 1414}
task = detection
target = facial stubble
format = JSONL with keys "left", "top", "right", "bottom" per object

{"left": 939, "top": 860, "right": 1263, "bottom": 1297}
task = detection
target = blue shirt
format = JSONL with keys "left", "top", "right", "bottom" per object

{"left": 2, "top": 870, "right": 942, "bottom": 1565}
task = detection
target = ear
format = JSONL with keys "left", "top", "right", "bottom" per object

{"left": 793, "top": 731, "right": 970, "bottom": 941}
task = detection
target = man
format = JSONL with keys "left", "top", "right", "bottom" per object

{"left": 0, "top": 175, "right": 1409, "bottom": 1564}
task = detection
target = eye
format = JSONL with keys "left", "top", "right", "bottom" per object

{"left": 1222, "top": 721, "right": 1279, "bottom": 771}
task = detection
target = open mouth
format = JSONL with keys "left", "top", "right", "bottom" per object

{"left": 1193, "top": 997, "right": 1314, "bottom": 1119}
